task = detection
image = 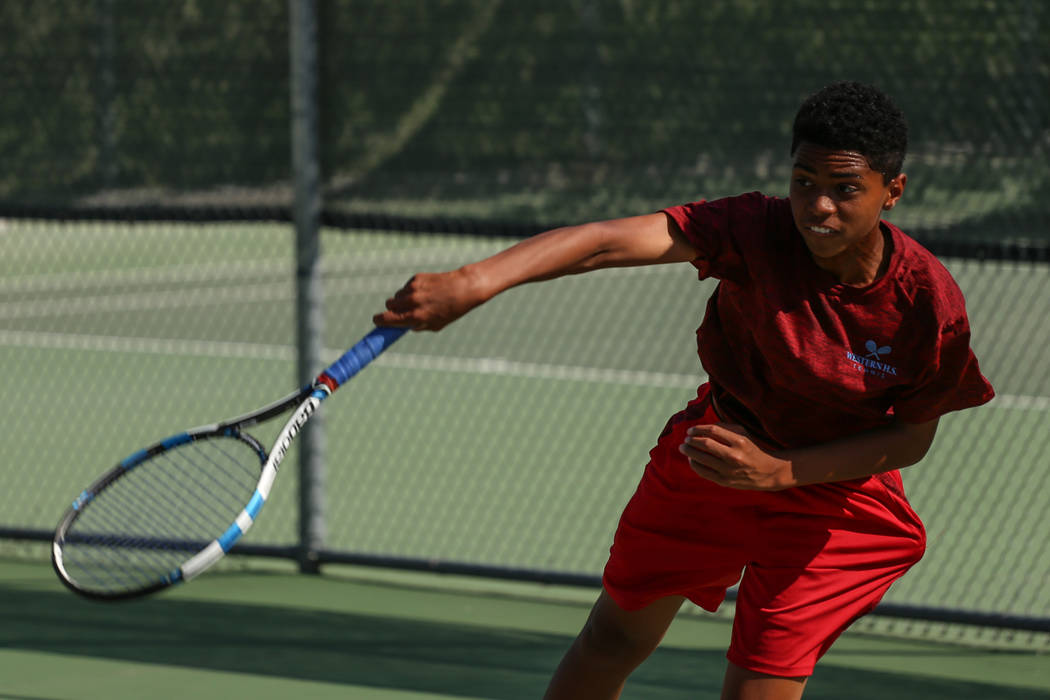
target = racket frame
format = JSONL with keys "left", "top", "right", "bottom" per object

{"left": 51, "top": 388, "right": 304, "bottom": 601}
{"left": 52, "top": 326, "right": 405, "bottom": 601}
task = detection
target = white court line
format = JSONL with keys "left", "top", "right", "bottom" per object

{"left": 0, "top": 273, "right": 411, "bottom": 321}
{"left": 0, "top": 244, "right": 507, "bottom": 294}
{"left": 991, "top": 394, "right": 1050, "bottom": 411}
{"left": 0, "top": 245, "right": 688, "bottom": 295}
{"left": 0, "top": 282, "right": 293, "bottom": 320}
{"left": 378, "top": 352, "right": 701, "bottom": 389}
{"left": 0, "top": 329, "right": 697, "bottom": 389}
{"left": 0, "top": 264, "right": 693, "bottom": 322}
{"left": 0, "top": 330, "right": 293, "bottom": 361}
{"left": 0, "top": 329, "right": 1046, "bottom": 408}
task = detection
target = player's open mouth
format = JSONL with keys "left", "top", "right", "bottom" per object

{"left": 805, "top": 225, "right": 837, "bottom": 237}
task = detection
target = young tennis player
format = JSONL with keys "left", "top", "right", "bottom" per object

{"left": 374, "top": 82, "right": 994, "bottom": 700}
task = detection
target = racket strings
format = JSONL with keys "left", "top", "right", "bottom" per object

{"left": 162, "top": 440, "right": 264, "bottom": 513}
{"left": 66, "top": 531, "right": 168, "bottom": 591}
{"left": 88, "top": 443, "right": 247, "bottom": 544}
{"left": 59, "top": 434, "right": 264, "bottom": 594}
{"left": 135, "top": 449, "right": 247, "bottom": 538}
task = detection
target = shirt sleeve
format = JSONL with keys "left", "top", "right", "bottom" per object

{"left": 662, "top": 193, "right": 766, "bottom": 282}
{"left": 892, "top": 312, "right": 995, "bottom": 423}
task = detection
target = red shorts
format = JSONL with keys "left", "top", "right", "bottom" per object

{"left": 603, "top": 385, "right": 926, "bottom": 677}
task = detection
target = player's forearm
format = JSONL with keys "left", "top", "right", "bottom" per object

{"left": 458, "top": 225, "right": 604, "bottom": 302}
{"left": 464, "top": 214, "right": 694, "bottom": 301}
{"left": 776, "top": 418, "right": 939, "bottom": 487}
{"left": 375, "top": 213, "right": 694, "bottom": 331}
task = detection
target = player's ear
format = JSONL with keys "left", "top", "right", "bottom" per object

{"left": 883, "top": 173, "right": 906, "bottom": 211}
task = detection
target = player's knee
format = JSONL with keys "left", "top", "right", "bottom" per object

{"left": 575, "top": 610, "right": 661, "bottom": 667}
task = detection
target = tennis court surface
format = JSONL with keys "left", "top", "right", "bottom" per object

{"left": 2, "top": 221, "right": 1048, "bottom": 624}
{"left": 1, "top": 220, "right": 1049, "bottom": 698}
{"left": 1, "top": 558, "right": 1048, "bottom": 700}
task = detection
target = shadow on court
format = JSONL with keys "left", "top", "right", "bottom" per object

{"left": 1, "top": 582, "right": 1047, "bottom": 700}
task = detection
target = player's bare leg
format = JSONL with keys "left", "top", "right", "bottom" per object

{"left": 720, "top": 660, "right": 808, "bottom": 700}
{"left": 543, "top": 590, "right": 685, "bottom": 700}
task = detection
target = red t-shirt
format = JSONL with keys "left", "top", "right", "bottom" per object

{"left": 664, "top": 192, "right": 994, "bottom": 450}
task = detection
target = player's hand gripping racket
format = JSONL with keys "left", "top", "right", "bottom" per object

{"left": 52, "top": 326, "right": 406, "bottom": 601}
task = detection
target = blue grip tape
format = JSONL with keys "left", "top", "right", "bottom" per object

{"left": 323, "top": 327, "right": 407, "bottom": 388}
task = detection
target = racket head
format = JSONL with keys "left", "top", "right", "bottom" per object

{"left": 52, "top": 428, "right": 268, "bottom": 601}
{"left": 51, "top": 327, "right": 402, "bottom": 601}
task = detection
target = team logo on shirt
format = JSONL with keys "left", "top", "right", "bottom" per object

{"left": 846, "top": 340, "right": 898, "bottom": 378}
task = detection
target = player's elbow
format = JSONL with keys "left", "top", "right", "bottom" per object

{"left": 897, "top": 417, "right": 940, "bottom": 467}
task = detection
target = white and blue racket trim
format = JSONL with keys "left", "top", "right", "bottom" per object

{"left": 158, "top": 326, "right": 406, "bottom": 587}
{"left": 174, "top": 388, "right": 328, "bottom": 583}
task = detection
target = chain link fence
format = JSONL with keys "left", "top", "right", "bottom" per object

{"left": 1, "top": 0, "right": 1047, "bottom": 643}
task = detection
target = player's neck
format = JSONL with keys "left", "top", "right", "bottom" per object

{"left": 815, "top": 226, "right": 890, "bottom": 287}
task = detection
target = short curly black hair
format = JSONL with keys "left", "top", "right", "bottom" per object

{"left": 791, "top": 82, "right": 908, "bottom": 182}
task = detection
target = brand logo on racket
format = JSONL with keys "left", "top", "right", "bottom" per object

{"left": 270, "top": 398, "right": 319, "bottom": 470}
{"left": 71, "top": 490, "right": 94, "bottom": 511}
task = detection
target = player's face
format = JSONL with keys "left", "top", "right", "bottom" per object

{"left": 789, "top": 142, "right": 906, "bottom": 280}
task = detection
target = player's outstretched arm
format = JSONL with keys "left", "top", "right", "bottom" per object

{"left": 373, "top": 213, "right": 696, "bottom": 331}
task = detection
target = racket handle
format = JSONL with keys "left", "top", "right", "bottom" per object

{"left": 320, "top": 326, "right": 407, "bottom": 389}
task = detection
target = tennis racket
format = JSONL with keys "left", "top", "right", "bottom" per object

{"left": 52, "top": 326, "right": 406, "bottom": 601}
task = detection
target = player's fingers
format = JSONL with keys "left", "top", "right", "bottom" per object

{"left": 681, "top": 445, "right": 724, "bottom": 471}
{"left": 680, "top": 434, "right": 731, "bottom": 460}
{"left": 714, "top": 423, "right": 749, "bottom": 439}
{"left": 386, "top": 275, "right": 429, "bottom": 306}
{"left": 372, "top": 310, "right": 416, "bottom": 328}
{"left": 687, "top": 423, "right": 746, "bottom": 445}
{"left": 385, "top": 294, "right": 416, "bottom": 311}
{"left": 375, "top": 304, "right": 455, "bottom": 331}
{"left": 392, "top": 284, "right": 417, "bottom": 300}
{"left": 686, "top": 458, "right": 726, "bottom": 485}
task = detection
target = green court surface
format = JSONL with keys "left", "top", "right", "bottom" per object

{"left": 1, "top": 558, "right": 1048, "bottom": 700}
{"left": 2, "top": 220, "right": 1049, "bottom": 623}
{"left": 1, "top": 219, "right": 1048, "bottom": 696}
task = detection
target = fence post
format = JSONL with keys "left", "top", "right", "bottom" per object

{"left": 289, "top": 0, "right": 324, "bottom": 574}
{"left": 94, "top": 0, "right": 117, "bottom": 189}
